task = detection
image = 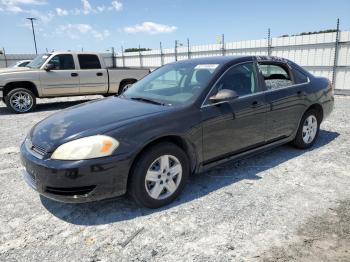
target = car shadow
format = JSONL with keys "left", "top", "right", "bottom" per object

{"left": 0, "top": 98, "right": 101, "bottom": 116}
{"left": 41, "top": 129, "right": 340, "bottom": 225}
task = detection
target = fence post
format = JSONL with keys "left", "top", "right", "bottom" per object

{"left": 160, "top": 42, "right": 164, "bottom": 66}
{"left": 332, "top": 18, "right": 340, "bottom": 87}
{"left": 187, "top": 38, "right": 191, "bottom": 59}
{"left": 111, "top": 47, "right": 116, "bottom": 68}
{"left": 138, "top": 44, "right": 143, "bottom": 68}
{"left": 175, "top": 40, "right": 178, "bottom": 61}
{"left": 267, "top": 28, "right": 272, "bottom": 56}
{"left": 222, "top": 34, "right": 225, "bottom": 56}
{"left": 1, "top": 48, "right": 8, "bottom": 67}
{"left": 121, "top": 46, "right": 125, "bottom": 67}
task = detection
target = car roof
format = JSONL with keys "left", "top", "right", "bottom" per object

{"left": 171, "top": 55, "right": 292, "bottom": 66}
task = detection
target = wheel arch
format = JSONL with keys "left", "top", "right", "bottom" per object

{"left": 3, "top": 81, "right": 39, "bottom": 98}
{"left": 306, "top": 103, "right": 324, "bottom": 122}
{"left": 127, "top": 135, "right": 198, "bottom": 188}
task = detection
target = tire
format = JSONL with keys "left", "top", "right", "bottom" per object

{"left": 5, "top": 88, "right": 36, "bottom": 113}
{"left": 292, "top": 109, "right": 320, "bottom": 149}
{"left": 118, "top": 80, "right": 136, "bottom": 95}
{"left": 129, "top": 142, "right": 189, "bottom": 208}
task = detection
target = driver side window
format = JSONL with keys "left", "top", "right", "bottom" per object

{"left": 48, "top": 54, "right": 75, "bottom": 70}
{"left": 213, "top": 62, "right": 259, "bottom": 97}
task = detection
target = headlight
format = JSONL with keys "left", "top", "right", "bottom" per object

{"left": 51, "top": 135, "right": 119, "bottom": 160}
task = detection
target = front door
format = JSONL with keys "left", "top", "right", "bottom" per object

{"left": 40, "top": 54, "right": 80, "bottom": 96}
{"left": 201, "top": 61, "right": 268, "bottom": 163}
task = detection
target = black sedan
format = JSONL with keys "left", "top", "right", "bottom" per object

{"left": 21, "top": 56, "right": 334, "bottom": 208}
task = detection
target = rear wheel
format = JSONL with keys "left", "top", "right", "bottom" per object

{"left": 292, "top": 109, "right": 320, "bottom": 149}
{"left": 118, "top": 80, "right": 136, "bottom": 95}
{"left": 129, "top": 143, "right": 189, "bottom": 208}
{"left": 5, "top": 88, "right": 36, "bottom": 113}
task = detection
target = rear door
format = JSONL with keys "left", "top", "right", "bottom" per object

{"left": 77, "top": 54, "right": 108, "bottom": 94}
{"left": 258, "top": 61, "right": 308, "bottom": 141}
{"left": 201, "top": 61, "right": 268, "bottom": 163}
{"left": 40, "top": 54, "right": 80, "bottom": 96}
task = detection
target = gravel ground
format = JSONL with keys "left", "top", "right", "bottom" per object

{"left": 0, "top": 95, "right": 349, "bottom": 262}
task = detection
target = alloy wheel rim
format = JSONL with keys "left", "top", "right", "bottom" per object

{"left": 145, "top": 154, "right": 182, "bottom": 200}
{"left": 10, "top": 91, "right": 33, "bottom": 112}
{"left": 302, "top": 115, "right": 318, "bottom": 144}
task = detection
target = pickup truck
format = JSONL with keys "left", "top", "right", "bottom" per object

{"left": 0, "top": 52, "right": 150, "bottom": 113}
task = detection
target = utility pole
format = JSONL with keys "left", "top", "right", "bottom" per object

{"left": 26, "top": 17, "right": 38, "bottom": 54}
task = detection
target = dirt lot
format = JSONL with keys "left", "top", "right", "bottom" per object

{"left": 0, "top": 95, "right": 349, "bottom": 262}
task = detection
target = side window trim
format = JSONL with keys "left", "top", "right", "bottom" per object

{"left": 201, "top": 61, "right": 261, "bottom": 108}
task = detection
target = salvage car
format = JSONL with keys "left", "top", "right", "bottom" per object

{"left": 0, "top": 52, "right": 149, "bottom": 113}
{"left": 10, "top": 60, "right": 32, "bottom": 68}
{"left": 20, "top": 56, "right": 334, "bottom": 208}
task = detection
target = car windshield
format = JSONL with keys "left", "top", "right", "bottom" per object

{"left": 27, "top": 54, "right": 51, "bottom": 69}
{"left": 123, "top": 62, "right": 221, "bottom": 106}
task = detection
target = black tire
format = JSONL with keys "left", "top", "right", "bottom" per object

{"left": 5, "top": 88, "right": 36, "bottom": 114}
{"left": 129, "top": 142, "right": 189, "bottom": 208}
{"left": 292, "top": 109, "right": 320, "bottom": 149}
{"left": 118, "top": 80, "right": 136, "bottom": 95}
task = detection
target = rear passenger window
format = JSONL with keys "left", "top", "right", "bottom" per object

{"left": 259, "top": 63, "right": 293, "bottom": 89}
{"left": 78, "top": 55, "right": 101, "bottom": 69}
{"left": 293, "top": 67, "right": 309, "bottom": 84}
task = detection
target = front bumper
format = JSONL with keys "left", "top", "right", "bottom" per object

{"left": 20, "top": 142, "right": 132, "bottom": 203}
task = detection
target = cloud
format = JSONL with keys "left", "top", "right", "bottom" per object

{"left": 0, "top": 0, "right": 46, "bottom": 13}
{"left": 110, "top": 1, "right": 122, "bottom": 11}
{"left": 81, "top": 0, "right": 92, "bottom": 14}
{"left": 55, "top": 7, "right": 68, "bottom": 16}
{"left": 57, "top": 23, "right": 110, "bottom": 40}
{"left": 124, "top": 22, "right": 177, "bottom": 35}
{"left": 74, "top": 0, "right": 122, "bottom": 15}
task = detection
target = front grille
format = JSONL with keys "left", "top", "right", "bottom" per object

{"left": 25, "top": 138, "right": 47, "bottom": 159}
{"left": 45, "top": 186, "right": 96, "bottom": 196}
{"left": 31, "top": 143, "right": 47, "bottom": 156}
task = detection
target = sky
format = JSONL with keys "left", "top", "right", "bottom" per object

{"left": 0, "top": 0, "right": 350, "bottom": 54}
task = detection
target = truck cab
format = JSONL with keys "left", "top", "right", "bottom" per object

{"left": 0, "top": 52, "right": 150, "bottom": 113}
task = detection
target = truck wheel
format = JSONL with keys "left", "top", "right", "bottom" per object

{"left": 5, "top": 88, "right": 36, "bottom": 113}
{"left": 129, "top": 142, "right": 189, "bottom": 208}
{"left": 118, "top": 80, "right": 136, "bottom": 95}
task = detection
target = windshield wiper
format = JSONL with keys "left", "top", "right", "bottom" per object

{"left": 130, "top": 97, "right": 166, "bottom": 106}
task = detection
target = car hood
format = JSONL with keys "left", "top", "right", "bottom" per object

{"left": 30, "top": 97, "right": 171, "bottom": 152}
{"left": 0, "top": 67, "right": 32, "bottom": 74}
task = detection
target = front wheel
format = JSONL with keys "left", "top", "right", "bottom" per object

{"left": 5, "top": 88, "right": 36, "bottom": 113}
{"left": 292, "top": 109, "right": 320, "bottom": 149}
{"left": 129, "top": 143, "right": 189, "bottom": 208}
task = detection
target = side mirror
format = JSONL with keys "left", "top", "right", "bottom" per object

{"left": 44, "top": 63, "right": 55, "bottom": 71}
{"left": 209, "top": 89, "right": 238, "bottom": 103}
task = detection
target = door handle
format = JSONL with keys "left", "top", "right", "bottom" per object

{"left": 297, "top": 90, "right": 305, "bottom": 96}
{"left": 71, "top": 73, "right": 78, "bottom": 77}
{"left": 96, "top": 72, "right": 103, "bottom": 76}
